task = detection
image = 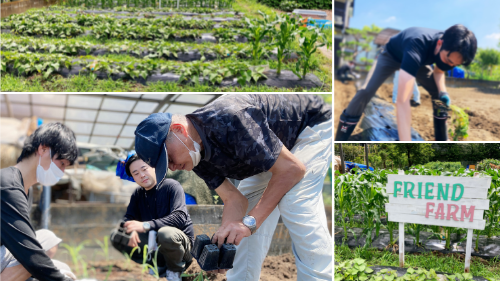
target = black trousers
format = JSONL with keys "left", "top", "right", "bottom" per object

{"left": 344, "top": 49, "right": 440, "bottom": 119}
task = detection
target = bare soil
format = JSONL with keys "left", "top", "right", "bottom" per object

{"left": 83, "top": 253, "right": 296, "bottom": 281}
{"left": 334, "top": 81, "right": 500, "bottom": 141}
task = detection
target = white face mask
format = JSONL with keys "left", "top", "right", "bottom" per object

{"left": 36, "top": 148, "right": 64, "bottom": 186}
{"left": 172, "top": 132, "right": 202, "bottom": 168}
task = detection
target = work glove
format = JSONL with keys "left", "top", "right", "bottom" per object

{"left": 439, "top": 91, "right": 451, "bottom": 107}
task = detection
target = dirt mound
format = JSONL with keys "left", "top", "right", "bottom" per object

{"left": 335, "top": 81, "right": 500, "bottom": 141}
{"left": 84, "top": 253, "right": 296, "bottom": 281}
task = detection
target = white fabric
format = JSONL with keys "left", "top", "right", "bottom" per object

{"left": 226, "top": 120, "right": 333, "bottom": 281}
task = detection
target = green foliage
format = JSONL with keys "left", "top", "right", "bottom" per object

{"left": 279, "top": 0, "right": 301, "bottom": 12}
{"left": 60, "top": 240, "right": 90, "bottom": 276}
{"left": 293, "top": 25, "right": 328, "bottom": 79}
{"left": 337, "top": 25, "right": 380, "bottom": 66}
{"left": 422, "top": 161, "right": 463, "bottom": 172}
{"left": 477, "top": 48, "right": 500, "bottom": 76}
{"left": 240, "top": 11, "right": 274, "bottom": 65}
{"left": 477, "top": 159, "right": 500, "bottom": 171}
{"left": 95, "top": 236, "right": 110, "bottom": 261}
{"left": 257, "top": 0, "right": 330, "bottom": 10}
{"left": 273, "top": 13, "right": 300, "bottom": 75}
{"left": 448, "top": 105, "right": 470, "bottom": 141}
{"left": 334, "top": 258, "right": 472, "bottom": 281}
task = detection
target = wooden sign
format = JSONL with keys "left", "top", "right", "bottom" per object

{"left": 385, "top": 172, "right": 491, "bottom": 273}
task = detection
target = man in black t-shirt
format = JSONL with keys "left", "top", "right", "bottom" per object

{"left": 1, "top": 123, "right": 78, "bottom": 281}
{"left": 110, "top": 154, "right": 194, "bottom": 281}
{"left": 335, "top": 24, "right": 477, "bottom": 141}
{"left": 134, "top": 94, "right": 333, "bottom": 281}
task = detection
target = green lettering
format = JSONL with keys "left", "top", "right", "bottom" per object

{"left": 425, "top": 182, "right": 434, "bottom": 199}
{"left": 418, "top": 182, "right": 422, "bottom": 199}
{"left": 437, "top": 183, "right": 449, "bottom": 200}
{"left": 452, "top": 183, "right": 464, "bottom": 201}
{"left": 394, "top": 181, "right": 402, "bottom": 197}
{"left": 404, "top": 182, "right": 415, "bottom": 198}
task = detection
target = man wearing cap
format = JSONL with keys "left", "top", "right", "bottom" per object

{"left": 134, "top": 94, "right": 332, "bottom": 281}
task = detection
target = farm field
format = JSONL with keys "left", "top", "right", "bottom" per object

{"left": 334, "top": 159, "right": 500, "bottom": 280}
{"left": 334, "top": 81, "right": 500, "bottom": 141}
{"left": 0, "top": 0, "right": 333, "bottom": 92}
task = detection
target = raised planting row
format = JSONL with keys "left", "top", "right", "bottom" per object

{"left": 46, "top": 5, "right": 236, "bottom": 14}
{"left": 2, "top": 21, "right": 247, "bottom": 42}
{"left": 0, "top": 37, "right": 293, "bottom": 61}
{"left": 0, "top": 51, "right": 322, "bottom": 88}
{"left": 3, "top": 12, "right": 248, "bottom": 29}
{"left": 62, "top": 0, "right": 235, "bottom": 10}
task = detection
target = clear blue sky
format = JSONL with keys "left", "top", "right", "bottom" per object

{"left": 349, "top": 0, "right": 500, "bottom": 50}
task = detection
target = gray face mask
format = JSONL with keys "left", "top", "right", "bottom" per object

{"left": 173, "top": 132, "right": 202, "bottom": 168}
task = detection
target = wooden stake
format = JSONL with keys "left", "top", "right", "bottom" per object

{"left": 465, "top": 228, "right": 473, "bottom": 273}
{"left": 399, "top": 222, "right": 404, "bottom": 267}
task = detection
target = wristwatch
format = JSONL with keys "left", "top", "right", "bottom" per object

{"left": 242, "top": 215, "right": 257, "bottom": 235}
{"left": 143, "top": 222, "right": 151, "bottom": 232}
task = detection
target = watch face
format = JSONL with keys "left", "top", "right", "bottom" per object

{"left": 143, "top": 222, "right": 150, "bottom": 230}
{"left": 243, "top": 216, "right": 256, "bottom": 227}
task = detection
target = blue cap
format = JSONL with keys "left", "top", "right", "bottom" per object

{"left": 134, "top": 113, "right": 172, "bottom": 186}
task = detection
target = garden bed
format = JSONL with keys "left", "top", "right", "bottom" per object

{"left": 0, "top": 0, "right": 332, "bottom": 92}
{"left": 63, "top": 253, "right": 296, "bottom": 281}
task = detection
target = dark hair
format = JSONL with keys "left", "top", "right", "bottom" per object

{"left": 441, "top": 24, "right": 477, "bottom": 66}
{"left": 125, "top": 154, "right": 140, "bottom": 177}
{"left": 17, "top": 122, "right": 78, "bottom": 165}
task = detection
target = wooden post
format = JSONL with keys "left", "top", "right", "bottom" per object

{"left": 364, "top": 144, "right": 369, "bottom": 169}
{"left": 339, "top": 144, "right": 346, "bottom": 174}
{"left": 464, "top": 228, "right": 473, "bottom": 273}
{"left": 399, "top": 222, "right": 405, "bottom": 267}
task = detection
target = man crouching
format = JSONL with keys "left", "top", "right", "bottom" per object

{"left": 110, "top": 154, "right": 194, "bottom": 281}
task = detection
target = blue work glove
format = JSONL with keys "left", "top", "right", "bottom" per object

{"left": 439, "top": 91, "right": 451, "bottom": 107}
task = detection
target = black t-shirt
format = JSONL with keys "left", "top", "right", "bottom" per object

{"left": 186, "top": 94, "right": 332, "bottom": 190}
{"left": 1, "top": 167, "right": 68, "bottom": 281}
{"left": 385, "top": 27, "right": 443, "bottom": 77}
{"left": 123, "top": 178, "right": 194, "bottom": 245}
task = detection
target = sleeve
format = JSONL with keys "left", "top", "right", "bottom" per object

{"left": 192, "top": 166, "right": 226, "bottom": 191}
{"left": 400, "top": 39, "right": 427, "bottom": 77}
{"left": 123, "top": 188, "right": 140, "bottom": 222}
{"left": 227, "top": 107, "right": 283, "bottom": 172}
{"left": 147, "top": 180, "right": 190, "bottom": 231}
{"left": 1, "top": 188, "right": 68, "bottom": 281}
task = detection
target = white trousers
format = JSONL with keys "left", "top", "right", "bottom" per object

{"left": 226, "top": 120, "right": 333, "bottom": 281}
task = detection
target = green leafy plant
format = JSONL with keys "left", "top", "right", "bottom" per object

{"left": 448, "top": 105, "right": 470, "bottom": 141}
{"left": 293, "top": 26, "right": 327, "bottom": 79}
{"left": 240, "top": 10, "right": 274, "bottom": 65}
{"left": 124, "top": 246, "right": 140, "bottom": 270}
{"left": 273, "top": 13, "right": 300, "bottom": 75}
{"left": 279, "top": 0, "right": 301, "bottom": 12}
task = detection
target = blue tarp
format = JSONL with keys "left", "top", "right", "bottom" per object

{"left": 447, "top": 67, "right": 465, "bottom": 78}
{"left": 345, "top": 161, "right": 374, "bottom": 171}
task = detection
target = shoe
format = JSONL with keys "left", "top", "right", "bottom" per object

{"left": 148, "top": 266, "right": 167, "bottom": 278}
{"left": 165, "top": 270, "right": 182, "bottom": 281}
{"left": 410, "top": 100, "right": 421, "bottom": 107}
{"left": 335, "top": 110, "right": 360, "bottom": 141}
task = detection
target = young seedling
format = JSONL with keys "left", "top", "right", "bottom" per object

{"left": 60, "top": 240, "right": 90, "bottom": 277}
{"left": 95, "top": 235, "right": 110, "bottom": 261}
{"left": 124, "top": 246, "right": 140, "bottom": 270}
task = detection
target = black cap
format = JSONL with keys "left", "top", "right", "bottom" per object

{"left": 134, "top": 113, "right": 172, "bottom": 186}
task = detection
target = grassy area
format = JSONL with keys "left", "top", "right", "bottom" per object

{"left": 335, "top": 244, "right": 500, "bottom": 279}
{"left": 1, "top": 0, "right": 332, "bottom": 92}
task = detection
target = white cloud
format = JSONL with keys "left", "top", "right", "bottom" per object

{"left": 384, "top": 16, "right": 396, "bottom": 22}
{"left": 485, "top": 33, "right": 500, "bottom": 40}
